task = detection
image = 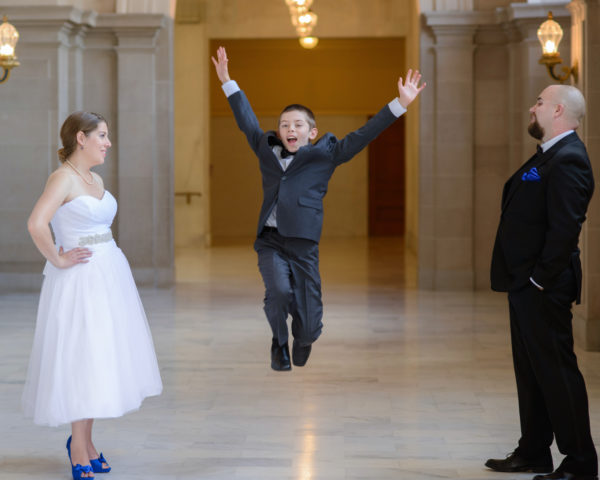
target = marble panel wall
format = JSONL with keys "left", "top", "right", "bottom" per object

{"left": 0, "top": 5, "right": 174, "bottom": 289}
{"left": 419, "top": 4, "right": 571, "bottom": 291}
{"left": 417, "top": 2, "right": 600, "bottom": 351}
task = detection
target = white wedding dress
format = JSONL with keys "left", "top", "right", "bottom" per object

{"left": 22, "top": 191, "right": 163, "bottom": 427}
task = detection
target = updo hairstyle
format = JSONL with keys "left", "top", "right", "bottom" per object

{"left": 57, "top": 111, "right": 107, "bottom": 162}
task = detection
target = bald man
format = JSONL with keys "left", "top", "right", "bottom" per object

{"left": 487, "top": 84, "right": 597, "bottom": 480}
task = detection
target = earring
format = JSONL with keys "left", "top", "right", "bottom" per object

{"left": 80, "top": 145, "right": 84, "bottom": 150}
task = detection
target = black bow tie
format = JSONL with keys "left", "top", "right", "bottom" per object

{"left": 536, "top": 145, "right": 543, "bottom": 155}
{"left": 280, "top": 147, "right": 297, "bottom": 158}
{"left": 268, "top": 137, "right": 297, "bottom": 158}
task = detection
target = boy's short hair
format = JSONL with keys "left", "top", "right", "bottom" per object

{"left": 280, "top": 104, "right": 316, "bottom": 129}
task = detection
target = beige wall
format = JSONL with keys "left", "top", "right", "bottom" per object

{"left": 0, "top": 0, "right": 175, "bottom": 15}
{"left": 5, "top": 1, "right": 600, "bottom": 350}
{"left": 418, "top": 4, "right": 573, "bottom": 290}
{"left": 174, "top": 22, "right": 210, "bottom": 248}
{"left": 205, "top": 0, "right": 410, "bottom": 39}
{"left": 210, "top": 115, "right": 369, "bottom": 242}
{"left": 416, "top": 0, "right": 600, "bottom": 351}
{"left": 0, "top": 5, "right": 174, "bottom": 289}
{"left": 206, "top": 37, "right": 405, "bottom": 244}
{"left": 174, "top": 0, "right": 416, "bottom": 249}
{"left": 0, "top": 0, "right": 115, "bottom": 12}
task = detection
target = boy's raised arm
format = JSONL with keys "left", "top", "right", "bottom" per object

{"left": 397, "top": 69, "right": 426, "bottom": 108}
{"left": 211, "top": 46, "right": 264, "bottom": 153}
{"left": 211, "top": 46, "right": 231, "bottom": 84}
{"left": 331, "top": 68, "right": 426, "bottom": 164}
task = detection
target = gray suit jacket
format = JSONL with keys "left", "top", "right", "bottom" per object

{"left": 228, "top": 89, "right": 400, "bottom": 243}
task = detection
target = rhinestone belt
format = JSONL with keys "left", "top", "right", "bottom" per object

{"left": 78, "top": 231, "right": 113, "bottom": 246}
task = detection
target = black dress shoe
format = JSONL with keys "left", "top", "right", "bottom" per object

{"left": 292, "top": 339, "right": 312, "bottom": 366}
{"left": 271, "top": 339, "right": 291, "bottom": 371}
{"left": 485, "top": 451, "right": 553, "bottom": 473}
{"left": 533, "top": 471, "right": 598, "bottom": 480}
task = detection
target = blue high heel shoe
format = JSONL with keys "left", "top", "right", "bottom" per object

{"left": 67, "top": 435, "right": 111, "bottom": 475}
{"left": 71, "top": 463, "right": 94, "bottom": 480}
{"left": 90, "top": 453, "right": 111, "bottom": 473}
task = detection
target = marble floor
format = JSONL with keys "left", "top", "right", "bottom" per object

{"left": 1, "top": 237, "right": 599, "bottom": 480}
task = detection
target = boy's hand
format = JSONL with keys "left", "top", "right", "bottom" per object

{"left": 397, "top": 69, "right": 426, "bottom": 108}
{"left": 211, "top": 46, "right": 231, "bottom": 84}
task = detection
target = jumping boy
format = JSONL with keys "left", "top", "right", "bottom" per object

{"left": 211, "top": 46, "right": 425, "bottom": 371}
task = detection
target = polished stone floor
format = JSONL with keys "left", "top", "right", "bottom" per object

{"left": 1, "top": 238, "right": 599, "bottom": 479}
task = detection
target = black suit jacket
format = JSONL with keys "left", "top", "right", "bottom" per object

{"left": 228, "top": 89, "right": 399, "bottom": 243}
{"left": 490, "top": 132, "right": 594, "bottom": 302}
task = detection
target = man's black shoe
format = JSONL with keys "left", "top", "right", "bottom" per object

{"left": 292, "top": 339, "right": 312, "bottom": 367}
{"left": 533, "top": 471, "right": 598, "bottom": 480}
{"left": 485, "top": 451, "right": 553, "bottom": 473}
{"left": 271, "top": 339, "right": 291, "bottom": 371}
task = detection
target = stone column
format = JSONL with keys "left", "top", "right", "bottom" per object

{"left": 104, "top": 14, "right": 174, "bottom": 286}
{"left": 0, "top": 6, "right": 92, "bottom": 290}
{"left": 504, "top": 4, "right": 571, "bottom": 171}
{"left": 473, "top": 25, "right": 509, "bottom": 289}
{"left": 419, "top": 13, "right": 478, "bottom": 289}
{"left": 569, "top": 0, "right": 600, "bottom": 350}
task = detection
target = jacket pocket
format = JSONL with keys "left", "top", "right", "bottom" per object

{"left": 298, "top": 195, "right": 322, "bottom": 210}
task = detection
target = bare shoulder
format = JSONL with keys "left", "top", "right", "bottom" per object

{"left": 31, "top": 166, "right": 74, "bottom": 215}
{"left": 47, "top": 166, "right": 74, "bottom": 192}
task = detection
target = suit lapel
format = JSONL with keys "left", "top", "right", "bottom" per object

{"left": 501, "top": 132, "right": 580, "bottom": 212}
{"left": 502, "top": 151, "right": 540, "bottom": 211}
{"left": 281, "top": 143, "right": 319, "bottom": 175}
{"left": 266, "top": 132, "right": 285, "bottom": 172}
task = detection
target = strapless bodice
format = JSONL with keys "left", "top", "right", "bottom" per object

{"left": 50, "top": 191, "right": 117, "bottom": 251}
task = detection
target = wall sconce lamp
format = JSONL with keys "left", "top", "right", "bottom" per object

{"left": 0, "top": 16, "right": 20, "bottom": 84}
{"left": 537, "top": 11, "right": 577, "bottom": 84}
{"left": 285, "top": 0, "right": 319, "bottom": 49}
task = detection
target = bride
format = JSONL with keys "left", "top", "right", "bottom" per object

{"left": 23, "top": 111, "right": 163, "bottom": 479}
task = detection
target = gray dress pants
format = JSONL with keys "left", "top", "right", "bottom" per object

{"left": 254, "top": 228, "right": 323, "bottom": 347}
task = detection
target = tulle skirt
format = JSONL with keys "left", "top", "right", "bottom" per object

{"left": 22, "top": 240, "right": 162, "bottom": 427}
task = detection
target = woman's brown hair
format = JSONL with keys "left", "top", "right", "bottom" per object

{"left": 57, "top": 111, "right": 107, "bottom": 162}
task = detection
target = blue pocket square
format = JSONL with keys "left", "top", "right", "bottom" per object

{"left": 522, "top": 167, "right": 541, "bottom": 182}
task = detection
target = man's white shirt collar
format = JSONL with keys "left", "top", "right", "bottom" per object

{"left": 540, "top": 130, "right": 574, "bottom": 153}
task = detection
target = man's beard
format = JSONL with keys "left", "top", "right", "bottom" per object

{"left": 528, "top": 119, "right": 544, "bottom": 140}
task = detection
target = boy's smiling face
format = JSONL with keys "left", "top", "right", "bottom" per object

{"left": 278, "top": 110, "right": 318, "bottom": 153}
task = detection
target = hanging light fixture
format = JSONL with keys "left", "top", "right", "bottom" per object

{"left": 0, "top": 16, "right": 20, "bottom": 84}
{"left": 284, "top": 0, "right": 319, "bottom": 49}
{"left": 537, "top": 11, "right": 577, "bottom": 83}
{"left": 299, "top": 36, "right": 318, "bottom": 49}
{"left": 292, "top": 9, "right": 318, "bottom": 36}
{"left": 285, "top": 0, "right": 313, "bottom": 13}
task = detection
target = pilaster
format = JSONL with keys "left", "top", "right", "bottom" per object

{"left": 0, "top": 7, "right": 174, "bottom": 290}
{"left": 569, "top": 0, "right": 600, "bottom": 349}
{"left": 107, "top": 14, "right": 174, "bottom": 286}
{"left": 419, "top": 12, "right": 479, "bottom": 289}
{"left": 0, "top": 6, "right": 92, "bottom": 290}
